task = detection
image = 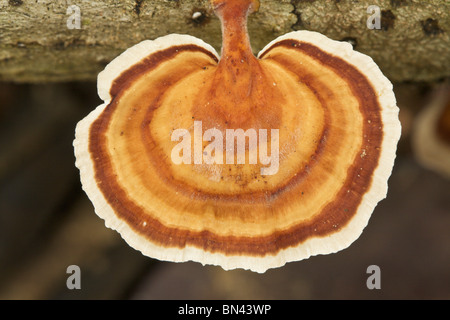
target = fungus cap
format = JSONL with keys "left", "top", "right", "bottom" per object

{"left": 74, "top": 0, "right": 401, "bottom": 273}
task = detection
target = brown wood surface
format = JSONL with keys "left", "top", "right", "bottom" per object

{"left": 0, "top": 0, "right": 449, "bottom": 83}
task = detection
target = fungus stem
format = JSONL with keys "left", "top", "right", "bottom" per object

{"left": 211, "top": 0, "right": 259, "bottom": 65}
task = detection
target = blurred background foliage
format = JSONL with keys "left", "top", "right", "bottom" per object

{"left": 0, "top": 80, "right": 449, "bottom": 300}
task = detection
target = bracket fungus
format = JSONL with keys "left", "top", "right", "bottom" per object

{"left": 74, "top": 0, "right": 401, "bottom": 273}
{"left": 413, "top": 84, "right": 450, "bottom": 178}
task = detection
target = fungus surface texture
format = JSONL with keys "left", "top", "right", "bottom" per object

{"left": 74, "top": 0, "right": 401, "bottom": 272}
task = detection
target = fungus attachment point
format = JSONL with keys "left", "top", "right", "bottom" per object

{"left": 74, "top": 0, "right": 401, "bottom": 273}
{"left": 195, "top": 0, "right": 277, "bottom": 130}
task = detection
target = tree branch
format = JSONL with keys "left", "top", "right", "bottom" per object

{"left": 0, "top": 0, "right": 448, "bottom": 82}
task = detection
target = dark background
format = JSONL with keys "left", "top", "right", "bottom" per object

{"left": 0, "top": 80, "right": 449, "bottom": 300}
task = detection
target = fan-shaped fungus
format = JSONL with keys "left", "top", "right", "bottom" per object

{"left": 74, "top": 0, "right": 401, "bottom": 272}
{"left": 413, "top": 84, "right": 450, "bottom": 178}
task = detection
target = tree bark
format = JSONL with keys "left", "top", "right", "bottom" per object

{"left": 0, "top": 0, "right": 448, "bottom": 83}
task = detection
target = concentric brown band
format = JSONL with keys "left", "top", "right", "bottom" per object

{"left": 89, "top": 41, "right": 382, "bottom": 256}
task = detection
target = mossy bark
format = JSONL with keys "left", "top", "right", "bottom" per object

{"left": 0, "top": 0, "right": 448, "bottom": 83}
